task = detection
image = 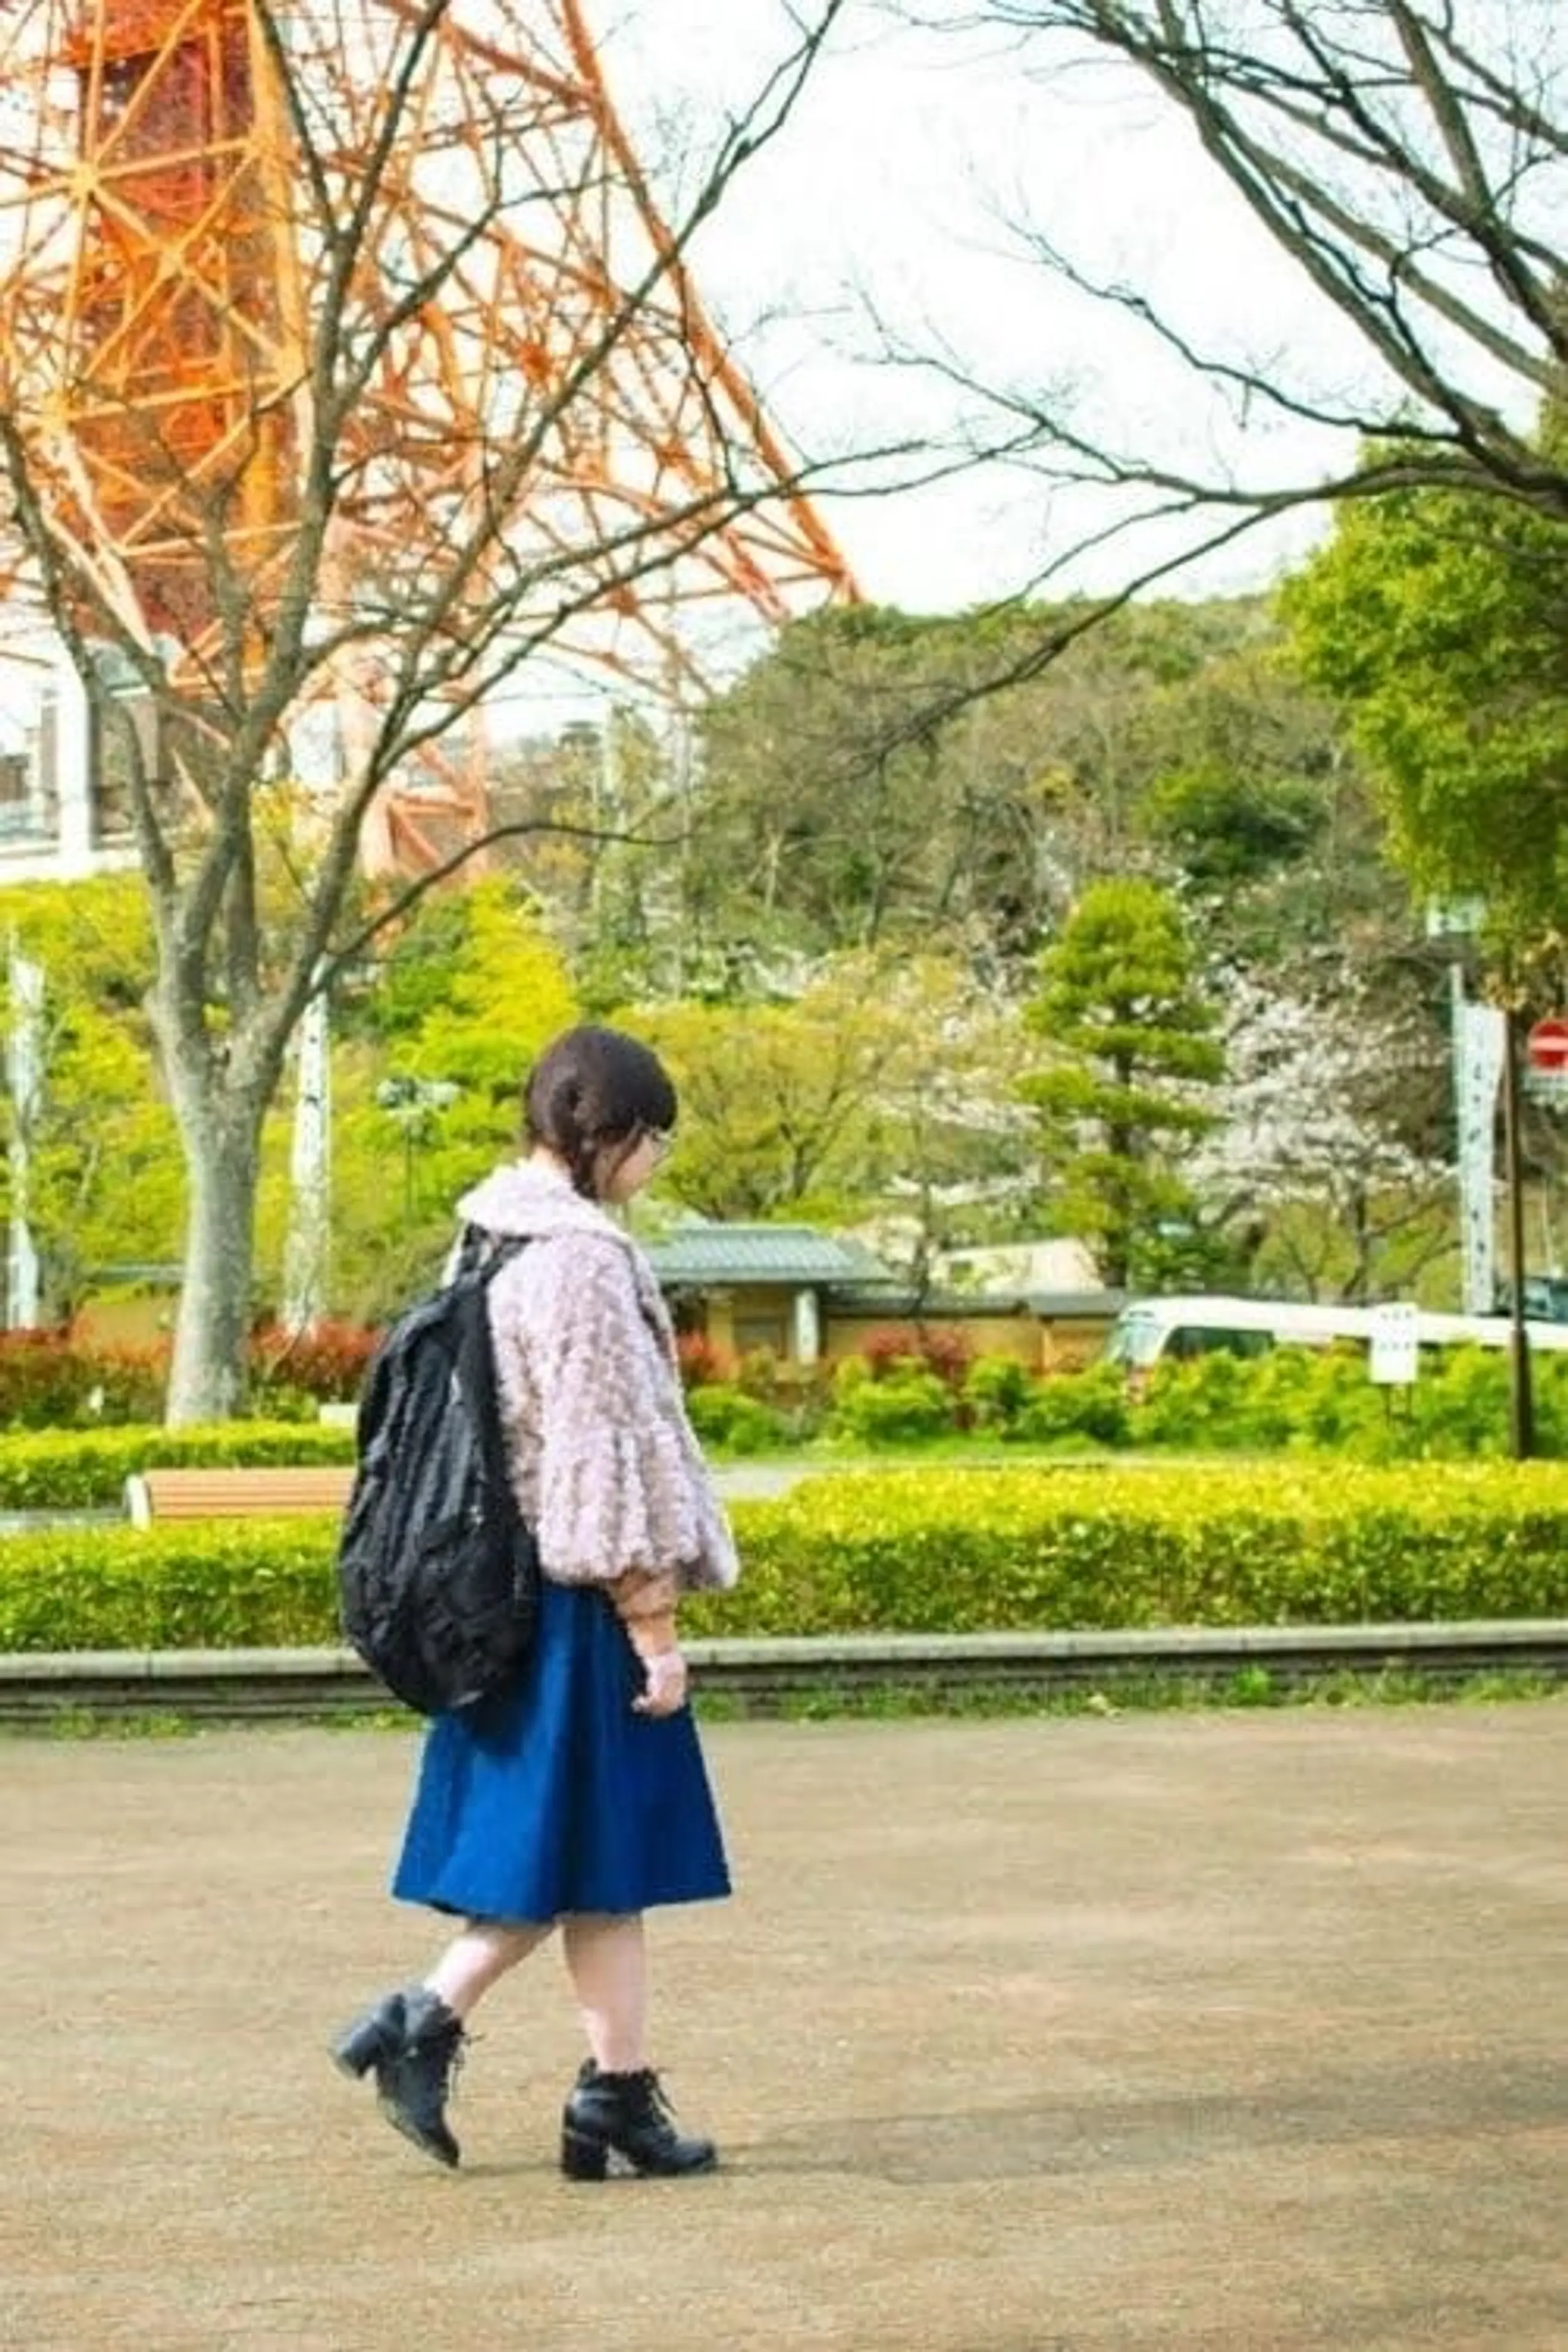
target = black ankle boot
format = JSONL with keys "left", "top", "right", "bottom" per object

{"left": 331, "top": 1986, "right": 466, "bottom": 2169}
{"left": 560, "top": 2064, "right": 717, "bottom": 2180}
{"left": 331, "top": 1987, "right": 406, "bottom": 2082}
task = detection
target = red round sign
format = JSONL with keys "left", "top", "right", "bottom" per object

{"left": 1527, "top": 1017, "right": 1568, "bottom": 1073}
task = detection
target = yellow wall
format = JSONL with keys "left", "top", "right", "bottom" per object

{"left": 71, "top": 1293, "right": 176, "bottom": 1348}
{"left": 823, "top": 1310, "right": 1044, "bottom": 1367}
{"left": 69, "top": 1278, "right": 1115, "bottom": 1371}
{"left": 699, "top": 1295, "right": 1116, "bottom": 1371}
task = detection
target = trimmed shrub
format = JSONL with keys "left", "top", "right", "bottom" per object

{"left": 0, "top": 1322, "right": 384, "bottom": 1430}
{"left": 828, "top": 1356, "right": 954, "bottom": 1444}
{"left": 675, "top": 1332, "right": 735, "bottom": 1391}
{"left": 0, "top": 1422, "right": 356, "bottom": 1512}
{"left": 962, "top": 1354, "right": 1036, "bottom": 1434}
{"left": 1016, "top": 1363, "right": 1129, "bottom": 1448}
{"left": 861, "top": 1327, "right": 973, "bottom": 1389}
{"left": 6, "top": 1460, "right": 1568, "bottom": 1653}
{"left": 0, "top": 1331, "right": 166, "bottom": 1428}
{"left": 252, "top": 1320, "right": 382, "bottom": 1407}
{"left": 1128, "top": 1342, "right": 1568, "bottom": 1461}
{"left": 0, "top": 1520, "right": 342, "bottom": 1651}
{"left": 690, "top": 1460, "right": 1568, "bottom": 1636}
{"left": 684, "top": 1384, "right": 791, "bottom": 1455}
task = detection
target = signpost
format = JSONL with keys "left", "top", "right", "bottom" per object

{"left": 1425, "top": 903, "right": 1536, "bottom": 1457}
{"left": 1369, "top": 1303, "right": 1419, "bottom": 1387}
{"left": 1501, "top": 1008, "right": 1568, "bottom": 1454}
{"left": 1525, "top": 1016, "right": 1568, "bottom": 1098}
{"left": 1504, "top": 1009, "right": 1534, "bottom": 1458}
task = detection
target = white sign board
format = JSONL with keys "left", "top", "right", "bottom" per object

{"left": 1425, "top": 897, "right": 1487, "bottom": 940}
{"left": 1369, "top": 1303, "right": 1420, "bottom": 1387}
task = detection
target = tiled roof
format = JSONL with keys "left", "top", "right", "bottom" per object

{"left": 831, "top": 1284, "right": 1033, "bottom": 1317}
{"left": 832, "top": 1286, "right": 1120, "bottom": 1318}
{"left": 643, "top": 1224, "right": 894, "bottom": 1289}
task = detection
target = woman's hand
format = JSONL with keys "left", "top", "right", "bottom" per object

{"left": 631, "top": 1645, "right": 689, "bottom": 1718}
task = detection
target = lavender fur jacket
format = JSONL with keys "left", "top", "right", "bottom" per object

{"left": 455, "top": 1160, "right": 739, "bottom": 1632}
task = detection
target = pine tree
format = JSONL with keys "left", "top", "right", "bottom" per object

{"left": 1023, "top": 879, "right": 1223, "bottom": 1287}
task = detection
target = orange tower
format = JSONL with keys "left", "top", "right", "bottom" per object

{"left": 0, "top": 1, "right": 857, "bottom": 870}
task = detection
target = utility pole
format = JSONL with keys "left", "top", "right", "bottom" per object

{"left": 1500, "top": 1003, "right": 1535, "bottom": 1460}
{"left": 4, "top": 940, "right": 43, "bottom": 1327}
{"left": 1428, "top": 898, "right": 1534, "bottom": 1459}
{"left": 1447, "top": 960, "right": 1506, "bottom": 1314}
{"left": 281, "top": 974, "right": 332, "bottom": 1336}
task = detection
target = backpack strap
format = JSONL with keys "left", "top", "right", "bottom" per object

{"left": 452, "top": 1224, "right": 528, "bottom": 1284}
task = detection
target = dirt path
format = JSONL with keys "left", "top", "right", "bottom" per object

{"left": 4, "top": 1706, "right": 1566, "bottom": 2351}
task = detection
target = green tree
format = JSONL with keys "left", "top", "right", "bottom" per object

{"left": 633, "top": 953, "right": 1027, "bottom": 1239}
{"left": 690, "top": 604, "right": 1053, "bottom": 961}
{"left": 689, "top": 594, "right": 1362, "bottom": 973}
{"left": 304, "top": 880, "right": 578, "bottom": 1321}
{"left": 633, "top": 970, "right": 913, "bottom": 1224}
{"left": 1280, "top": 470, "right": 1568, "bottom": 944}
{"left": 0, "top": 876, "right": 183, "bottom": 1321}
{"left": 1023, "top": 879, "right": 1223, "bottom": 1287}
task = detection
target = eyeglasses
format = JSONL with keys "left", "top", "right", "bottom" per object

{"left": 644, "top": 1127, "right": 674, "bottom": 1164}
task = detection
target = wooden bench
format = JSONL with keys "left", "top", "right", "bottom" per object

{"left": 124, "top": 1466, "right": 355, "bottom": 1528}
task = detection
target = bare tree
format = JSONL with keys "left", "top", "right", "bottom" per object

{"left": 881, "top": 0, "right": 1567, "bottom": 715}
{"left": 0, "top": 0, "right": 872, "bottom": 1419}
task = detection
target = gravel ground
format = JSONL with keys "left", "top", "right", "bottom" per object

{"left": 4, "top": 1705, "right": 1566, "bottom": 2352}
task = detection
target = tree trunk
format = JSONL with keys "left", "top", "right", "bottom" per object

{"left": 164, "top": 1100, "right": 266, "bottom": 1426}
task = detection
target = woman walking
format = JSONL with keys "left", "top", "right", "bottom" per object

{"left": 331, "top": 1024, "right": 737, "bottom": 2180}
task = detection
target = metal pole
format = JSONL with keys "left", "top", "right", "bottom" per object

{"left": 6, "top": 940, "right": 43, "bottom": 1329}
{"left": 1450, "top": 962, "right": 1506, "bottom": 1314}
{"left": 1502, "top": 1005, "right": 1534, "bottom": 1460}
{"left": 281, "top": 973, "right": 332, "bottom": 1336}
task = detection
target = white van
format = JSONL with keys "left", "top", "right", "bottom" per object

{"left": 1104, "top": 1294, "right": 1568, "bottom": 1373}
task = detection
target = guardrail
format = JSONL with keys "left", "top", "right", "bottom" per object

{"left": 2, "top": 1620, "right": 1566, "bottom": 1725}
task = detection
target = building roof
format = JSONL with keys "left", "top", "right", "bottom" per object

{"left": 1025, "top": 1289, "right": 1127, "bottom": 1319}
{"left": 831, "top": 1284, "right": 1033, "bottom": 1319}
{"left": 831, "top": 1286, "right": 1123, "bottom": 1321}
{"left": 643, "top": 1224, "right": 895, "bottom": 1291}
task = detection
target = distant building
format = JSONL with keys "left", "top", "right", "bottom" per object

{"left": 67, "top": 1222, "right": 1121, "bottom": 1370}
{"left": 934, "top": 1236, "right": 1102, "bottom": 1296}
{"left": 0, "top": 629, "right": 133, "bottom": 882}
{"left": 643, "top": 1219, "right": 1120, "bottom": 1372}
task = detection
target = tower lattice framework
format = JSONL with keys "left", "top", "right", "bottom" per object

{"left": 0, "top": 0, "right": 858, "bottom": 870}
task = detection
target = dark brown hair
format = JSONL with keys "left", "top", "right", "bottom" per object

{"left": 523, "top": 1024, "right": 677, "bottom": 1199}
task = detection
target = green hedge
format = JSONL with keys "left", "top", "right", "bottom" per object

{"left": 0, "top": 1422, "right": 356, "bottom": 1512}
{"left": 4, "top": 1462, "right": 1568, "bottom": 1653}
{"left": 679, "top": 1463, "right": 1568, "bottom": 1635}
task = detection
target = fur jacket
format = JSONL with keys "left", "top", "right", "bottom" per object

{"left": 454, "top": 1159, "right": 739, "bottom": 1599}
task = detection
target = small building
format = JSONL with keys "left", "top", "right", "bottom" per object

{"left": 643, "top": 1224, "right": 894, "bottom": 1364}
{"left": 641, "top": 1219, "right": 1122, "bottom": 1372}
{"left": 66, "top": 1228, "right": 1124, "bottom": 1373}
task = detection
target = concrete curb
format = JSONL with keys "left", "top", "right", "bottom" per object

{"left": 1, "top": 1618, "right": 1565, "bottom": 1678}
{"left": 2, "top": 1620, "right": 1566, "bottom": 1724}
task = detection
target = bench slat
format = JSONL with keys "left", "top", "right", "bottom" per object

{"left": 125, "top": 1466, "right": 355, "bottom": 1523}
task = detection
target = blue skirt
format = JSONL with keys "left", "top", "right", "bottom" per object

{"left": 391, "top": 1578, "right": 730, "bottom": 1924}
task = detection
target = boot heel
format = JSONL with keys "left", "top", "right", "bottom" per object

{"left": 560, "top": 2124, "right": 609, "bottom": 2182}
{"left": 330, "top": 2007, "right": 396, "bottom": 2079}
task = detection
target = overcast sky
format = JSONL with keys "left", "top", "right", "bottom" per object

{"left": 4, "top": 0, "right": 1544, "bottom": 747}
{"left": 594, "top": 0, "right": 1379, "bottom": 613}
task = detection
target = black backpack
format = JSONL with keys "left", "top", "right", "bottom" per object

{"left": 337, "top": 1228, "right": 540, "bottom": 1714}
